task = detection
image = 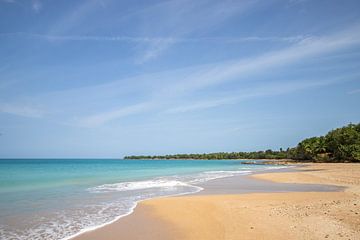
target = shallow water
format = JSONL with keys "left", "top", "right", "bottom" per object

{"left": 0, "top": 159, "right": 279, "bottom": 240}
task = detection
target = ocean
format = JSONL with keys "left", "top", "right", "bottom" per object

{"left": 0, "top": 159, "right": 279, "bottom": 240}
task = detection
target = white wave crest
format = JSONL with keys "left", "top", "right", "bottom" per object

{"left": 88, "top": 179, "right": 191, "bottom": 193}
{"left": 89, "top": 170, "right": 253, "bottom": 194}
{"left": 189, "top": 170, "right": 252, "bottom": 184}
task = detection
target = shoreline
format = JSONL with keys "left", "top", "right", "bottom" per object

{"left": 74, "top": 163, "right": 360, "bottom": 240}
{"left": 123, "top": 158, "right": 295, "bottom": 162}
{"left": 70, "top": 165, "right": 291, "bottom": 240}
{"left": 65, "top": 179, "right": 205, "bottom": 240}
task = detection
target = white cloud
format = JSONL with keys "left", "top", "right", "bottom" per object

{"left": 1, "top": 0, "right": 43, "bottom": 12}
{"left": 132, "top": 0, "right": 257, "bottom": 62}
{"left": 165, "top": 75, "right": 357, "bottom": 114}
{"left": 0, "top": 32, "right": 308, "bottom": 45}
{"left": 165, "top": 97, "right": 237, "bottom": 114}
{"left": 47, "top": 0, "right": 105, "bottom": 35}
{"left": 161, "top": 25, "right": 360, "bottom": 95}
{"left": 5, "top": 24, "right": 359, "bottom": 126}
{"left": 75, "top": 102, "right": 153, "bottom": 127}
{"left": 0, "top": 0, "right": 304, "bottom": 63}
{"left": 39, "top": 0, "right": 256, "bottom": 63}
{"left": 348, "top": 88, "right": 360, "bottom": 94}
{"left": 135, "top": 38, "right": 177, "bottom": 64}
{"left": 122, "top": 25, "right": 360, "bottom": 118}
{"left": 32, "top": 0, "right": 42, "bottom": 13}
{"left": 0, "top": 103, "right": 44, "bottom": 118}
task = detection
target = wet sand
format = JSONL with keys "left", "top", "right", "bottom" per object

{"left": 73, "top": 203, "right": 178, "bottom": 240}
{"left": 74, "top": 163, "right": 360, "bottom": 240}
{"left": 195, "top": 167, "right": 343, "bottom": 195}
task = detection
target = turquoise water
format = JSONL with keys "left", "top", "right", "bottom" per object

{"left": 0, "top": 159, "right": 274, "bottom": 240}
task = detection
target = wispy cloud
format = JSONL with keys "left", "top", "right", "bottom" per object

{"left": 134, "top": 25, "right": 360, "bottom": 118}
{"left": 47, "top": 0, "right": 105, "bottom": 35}
{"left": 165, "top": 97, "right": 237, "bottom": 114}
{"left": 0, "top": 32, "right": 308, "bottom": 44}
{"left": 165, "top": 75, "right": 357, "bottom": 114}
{"left": 0, "top": 0, "right": 301, "bottom": 63}
{"left": 5, "top": 24, "right": 360, "bottom": 126}
{"left": 0, "top": 103, "right": 44, "bottom": 118}
{"left": 0, "top": 32, "right": 309, "bottom": 65}
{"left": 74, "top": 102, "right": 153, "bottom": 127}
{"left": 1, "top": 0, "right": 42, "bottom": 12}
{"left": 31, "top": 0, "right": 42, "bottom": 13}
{"left": 348, "top": 88, "right": 360, "bottom": 94}
{"left": 160, "top": 24, "right": 360, "bottom": 95}
{"left": 48, "top": 0, "right": 255, "bottom": 63}
{"left": 131, "top": 0, "right": 258, "bottom": 62}
{"left": 136, "top": 38, "right": 179, "bottom": 64}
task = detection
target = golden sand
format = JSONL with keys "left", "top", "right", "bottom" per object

{"left": 74, "top": 163, "right": 360, "bottom": 240}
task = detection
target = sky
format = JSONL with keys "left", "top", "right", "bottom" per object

{"left": 0, "top": 0, "right": 360, "bottom": 158}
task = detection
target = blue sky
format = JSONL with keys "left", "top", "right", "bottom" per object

{"left": 0, "top": 0, "right": 360, "bottom": 158}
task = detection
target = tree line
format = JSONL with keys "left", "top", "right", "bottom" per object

{"left": 124, "top": 123, "right": 360, "bottom": 162}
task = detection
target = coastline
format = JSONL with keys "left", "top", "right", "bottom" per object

{"left": 64, "top": 178, "right": 204, "bottom": 240}
{"left": 73, "top": 163, "right": 360, "bottom": 240}
{"left": 72, "top": 165, "right": 292, "bottom": 240}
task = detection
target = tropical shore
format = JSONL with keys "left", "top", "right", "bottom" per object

{"left": 74, "top": 163, "right": 360, "bottom": 240}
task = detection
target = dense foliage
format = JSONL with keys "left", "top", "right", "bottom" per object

{"left": 124, "top": 123, "right": 360, "bottom": 162}
{"left": 290, "top": 123, "right": 360, "bottom": 162}
{"left": 125, "top": 150, "right": 289, "bottom": 160}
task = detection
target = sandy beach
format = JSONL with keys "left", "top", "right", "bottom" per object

{"left": 74, "top": 163, "right": 360, "bottom": 240}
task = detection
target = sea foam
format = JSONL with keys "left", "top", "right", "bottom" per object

{"left": 88, "top": 179, "right": 192, "bottom": 193}
{"left": 1, "top": 160, "right": 275, "bottom": 240}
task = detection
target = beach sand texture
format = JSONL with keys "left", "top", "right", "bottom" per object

{"left": 75, "top": 163, "right": 360, "bottom": 240}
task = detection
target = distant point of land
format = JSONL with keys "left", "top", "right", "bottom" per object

{"left": 124, "top": 123, "right": 360, "bottom": 163}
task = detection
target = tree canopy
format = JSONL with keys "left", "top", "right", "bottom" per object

{"left": 124, "top": 123, "right": 360, "bottom": 162}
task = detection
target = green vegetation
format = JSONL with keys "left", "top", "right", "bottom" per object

{"left": 290, "top": 123, "right": 360, "bottom": 162}
{"left": 124, "top": 123, "right": 360, "bottom": 162}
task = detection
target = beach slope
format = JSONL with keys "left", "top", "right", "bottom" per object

{"left": 75, "top": 163, "right": 360, "bottom": 240}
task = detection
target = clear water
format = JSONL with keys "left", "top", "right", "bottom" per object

{"left": 0, "top": 159, "right": 275, "bottom": 240}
